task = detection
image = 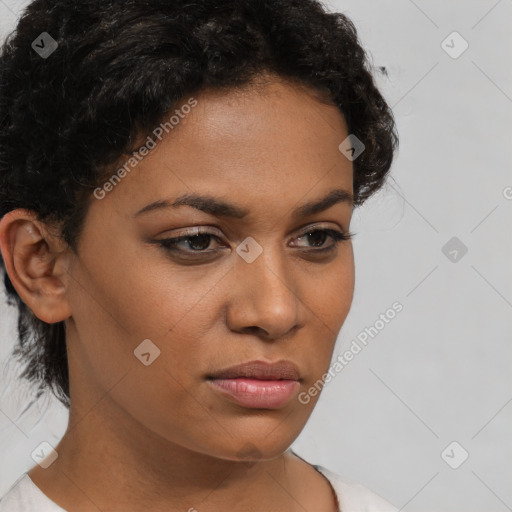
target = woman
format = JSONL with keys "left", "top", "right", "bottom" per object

{"left": 0, "top": 0, "right": 399, "bottom": 510}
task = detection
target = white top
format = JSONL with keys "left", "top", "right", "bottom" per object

{"left": 314, "top": 465, "right": 398, "bottom": 511}
{"left": 0, "top": 463, "right": 397, "bottom": 511}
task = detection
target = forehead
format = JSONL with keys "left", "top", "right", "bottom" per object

{"left": 93, "top": 77, "right": 353, "bottom": 221}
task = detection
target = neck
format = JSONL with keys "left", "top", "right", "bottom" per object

{"left": 29, "top": 395, "right": 305, "bottom": 512}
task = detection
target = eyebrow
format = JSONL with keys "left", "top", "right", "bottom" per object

{"left": 134, "top": 188, "right": 354, "bottom": 220}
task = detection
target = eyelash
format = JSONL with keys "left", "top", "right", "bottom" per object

{"left": 156, "top": 227, "right": 354, "bottom": 257}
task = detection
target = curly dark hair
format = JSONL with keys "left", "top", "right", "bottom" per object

{"left": 0, "top": 0, "right": 398, "bottom": 408}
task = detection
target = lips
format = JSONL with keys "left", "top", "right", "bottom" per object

{"left": 206, "top": 360, "right": 301, "bottom": 409}
{"left": 206, "top": 360, "right": 301, "bottom": 381}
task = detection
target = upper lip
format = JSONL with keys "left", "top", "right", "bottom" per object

{"left": 207, "top": 360, "right": 301, "bottom": 381}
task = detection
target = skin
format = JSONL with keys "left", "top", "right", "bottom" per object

{"left": 0, "top": 74, "right": 355, "bottom": 512}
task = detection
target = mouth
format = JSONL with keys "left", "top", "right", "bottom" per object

{"left": 206, "top": 360, "right": 301, "bottom": 409}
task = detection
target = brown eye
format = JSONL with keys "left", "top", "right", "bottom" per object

{"left": 292, "top": 228, "right": 353, "bottom": 250}
{"left": 157, "top": 232, "right": 223, "bottom": 253}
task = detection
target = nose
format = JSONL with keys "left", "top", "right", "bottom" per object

{"left": 226, "top": 243, "right": 303, "bottom": 341}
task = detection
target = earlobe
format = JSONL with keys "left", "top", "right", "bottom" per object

{"left": 0, "top": 209, "right": 73, "bottom": 324}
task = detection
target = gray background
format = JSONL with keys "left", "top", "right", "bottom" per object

{"left": 1, "top": 1, "right": 511, "bottom": 510}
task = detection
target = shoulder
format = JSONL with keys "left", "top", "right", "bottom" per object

{"left": 314, "top": 465, "right": 399, "bottom": 512}
{"left": 0, "top": 473, "right": 66, "bottom": 512}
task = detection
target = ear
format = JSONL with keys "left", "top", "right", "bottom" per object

{"left": 0, "top": 209, "right": 73, "bottom": 324}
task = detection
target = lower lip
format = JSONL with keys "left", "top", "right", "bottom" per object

{"left": 207, "top": 378, "right": 300, "bottom": 409}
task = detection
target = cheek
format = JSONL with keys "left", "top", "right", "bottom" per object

{"left": 66, "top": 241, "right": 225, "bottom": 390}
{"left": 297, "top": 247, "right": 355, "bottom": 380}
{"left": 325, "top": 262, "right": 355, "bottom": 328}
{"left": 301, "top": 245, "right": 355, "bottom": 333}
{"left": 65, "top": 252, "right": 223, "bottom": 442}
{"left": 71, "top": 235, "right": 221, "bottom": 337}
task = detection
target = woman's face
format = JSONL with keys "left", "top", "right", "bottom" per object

{"left": 64, "top": 77, "right": 355, "bottom": 461}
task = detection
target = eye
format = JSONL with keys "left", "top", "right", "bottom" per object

{"left": 154, "top": 226, "right": 354, "bottom": 258}
{"left": 156, "top": 229, "right": 224, "bottom": 255}
{"left": 291, "top": 227, "right": 354, "bottom": 251}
